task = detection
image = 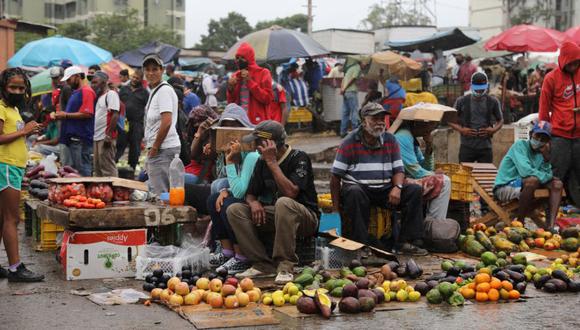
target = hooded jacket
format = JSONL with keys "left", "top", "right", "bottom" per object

{"left": 539, "top": 41, "right": 580, "bottom": 139}
{"left": 227, "top": 43, "right": 273, "bottom": 124}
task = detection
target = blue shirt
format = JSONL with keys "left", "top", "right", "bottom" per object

{"left": 60, "top": 85, "right": 96, "bottom": 144}
{"left": 394, "top": 128, "right": 434, "bottom": 179}
{"left": 183, "top": 93, "right": 201, "bottom": 115}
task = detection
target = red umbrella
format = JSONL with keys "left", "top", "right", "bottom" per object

{"left": 485, "top": 24, "right": 569, "bottom": 52}
{"left": 565, "top": 26, "right": 580, "bottom": 45}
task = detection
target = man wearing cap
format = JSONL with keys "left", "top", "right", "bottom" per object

{"left": 119, "top": 69, "right": 130, "bottom": 87}
{"left": 494, "top": 121, "right": 563, "bottom": 229}
{"left": 330, "top": 102, "right": 427, "bottom": 255}
{"left": 54, "top": 66, "right": 96, "bottom": 176}
{"left": 227, "top": 120, "right": 319, "bottom": 283}
{"left": 142, "top": 53, "right": 181, "bottom": 195}
{"left": 450, "top": 72, "right": 503, "bottom": 163}
{"left": 339, "top": 58, "right": 368, "bottom": 138}
{"left": 91, "top": 71, "right": 119, "bottom": 177}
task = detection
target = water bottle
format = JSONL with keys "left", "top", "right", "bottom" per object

{"left": 169, "top": 154, "right": 185, "bottom": 206}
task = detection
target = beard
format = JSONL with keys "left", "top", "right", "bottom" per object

{"left": 364, "top": 124, "right": 385, "bottom": 138}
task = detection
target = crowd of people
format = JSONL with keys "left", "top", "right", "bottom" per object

{"left": 0, "top": 41, "right": 579, "bottom": 284}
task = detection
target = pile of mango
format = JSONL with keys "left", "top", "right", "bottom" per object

{"left": 459, "top": 221, "right": 580, "bottom": 257}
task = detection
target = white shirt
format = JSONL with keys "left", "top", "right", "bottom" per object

{"left": 202, "top": 74, "right": 218, "bottom": 107}
{"left": 144, "top": 82, "right": 181, "bottom": 150}
{"left": 93, "top": 90, "right": 120, "bottom": 141}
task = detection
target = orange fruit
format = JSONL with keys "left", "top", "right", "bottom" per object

{"left": 475, "top": 292, "right": 488, "bottom": 302}
{"left": 478, "top": 268, "right": 492, "bottom": 275}
{"left": 461, "top": 288, "right": 475, "bottom": 299}
{"left": 499, "top": 288, "right": 510, "bottom": 300}
{"left": 508, "top": 290, "right": 520, "bottom": 300}
{"left": 467, "top": 282, "right": 476, "bottom": 290}
{"left": 501, "top": 281, "right": 513, "bottom": 291}
{"left": 490, "top": 278, "right": 502, "bottom": 290}
{"left": 475, "top": 273, "right": 491, "bottom": 284}
{"left": 476, "top": 282, "right": 491, "bottom": 293}
{"left": 488, "top": 289, "right": 500, "bottom": 301}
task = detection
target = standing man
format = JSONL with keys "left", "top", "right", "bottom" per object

{"left": 202, "top": 70, "right": 218, "bottom": 109}
{"left": 87, "top": 65, "right": 101, "bottom": 82}
{"left": 330, "top": 103, "right": 427, "bottom": 255}
{"left": 539, "top": 41, "right": 580, "bottom": 206}
{"left": 227, "top": 42, "right": 273, "bottom": 124}
{"left": 457, "top": 55, "right": 478, "bottom": 92}
{"left": 450, "top": 72, "right": 503, "bottom": 163}
{"left": 340, "top": 58, "right": 368, "bottom": 138}
{"left": 142, "top": 54, "right": 181, "bottom": 195}
{"left": 91, "top": 71, "right": 119, "bottom": 177}
{"left": 117, "top": 69, "right": 149, "bottom": 170}
{"left": 54, "top": 66, "right": 96, "bottom": 176}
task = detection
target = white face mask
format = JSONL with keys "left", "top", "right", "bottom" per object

{"left": 530, "top": 138, "right": 546, "bottom": 150}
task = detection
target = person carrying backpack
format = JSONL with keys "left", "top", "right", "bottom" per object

{"left": 91, "top": 71, "right": 120, "bottom": 177}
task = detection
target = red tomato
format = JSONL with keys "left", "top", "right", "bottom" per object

{"left": 95, "top": 202, "right": 106, "bottom": 209}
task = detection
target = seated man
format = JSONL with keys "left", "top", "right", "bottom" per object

{"left": 330, "top": 102, "right": 427, "bottom": 255}
{"left": 394, "top": 120, "right": 451, "bottom": 221}
{"left": 227, "top": 121, "right": 319, "bottom": 283}
{"left": 494, "top": 121, "right": 563, "bottom": 229}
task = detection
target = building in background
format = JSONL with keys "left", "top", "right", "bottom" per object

{"left": 470, "top": 0, "right": 578, "bottom": 39}
{"left": 0, "top": 0, "right": 185, "bottom": 46}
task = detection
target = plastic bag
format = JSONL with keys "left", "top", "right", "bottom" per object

{"left": 40, "top": 153, "right": 58, "bottom": 175}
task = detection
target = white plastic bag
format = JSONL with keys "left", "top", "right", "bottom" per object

{"left": 40, "top": 153, "right": 58, "bottom": 175}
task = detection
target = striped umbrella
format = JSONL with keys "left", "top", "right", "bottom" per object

{"left": 223, "top": 26, "right": 329, "bottom": 62}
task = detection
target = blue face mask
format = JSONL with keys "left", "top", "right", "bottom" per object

{"left": 530, "top": 138, "right": 546, "bottom": 150}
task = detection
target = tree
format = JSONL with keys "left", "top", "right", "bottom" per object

{"left": 507, "top": 0, "right": 555, "bottom": 27}
{"left": 360, "top": 2, "right": 433, "bottom": 30}
{"left": 255, "top": 14, "right": 308, "bottom": 32}
{"left": 14, "top": 32, "right": 44, "bottom": 52}
{"left": 196, "top": 12, "right": 253, "bottom": 51}
{"left": 56, "top": 22, "right": 91, "bottom": 41}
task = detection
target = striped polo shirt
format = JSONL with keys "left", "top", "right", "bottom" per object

{"left": 331, "top": 128, "right": 404, "bottom": 189}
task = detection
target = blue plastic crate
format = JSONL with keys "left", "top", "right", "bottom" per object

{"left": 319, "top": 212, "right": 341, "bottom": 236}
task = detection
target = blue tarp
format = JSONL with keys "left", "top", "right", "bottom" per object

{"left": 116, "top": 41, "right": 180, "bottom": 67}
{"left": 387, "top": 28, "right": 480, "bottom": 52}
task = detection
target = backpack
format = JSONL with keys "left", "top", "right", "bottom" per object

{"left": 104, "top": 90, "right": 127, "bottom": 133}
{"left": 423, "top": 218, "right": 460, "bottom": 253}
{"left": 458, "top": 94, "right": 498, "bottom": 128}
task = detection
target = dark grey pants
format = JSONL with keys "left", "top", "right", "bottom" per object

{"left": 551, "top": 137, "right": 580, "bottom": 207}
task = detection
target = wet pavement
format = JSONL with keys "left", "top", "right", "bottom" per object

{"left": 2, "top": 226, "right": 579, "bottom": 330}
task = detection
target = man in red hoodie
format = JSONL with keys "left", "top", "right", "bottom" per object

{"left": 227, "top": 43, "right": 273, "bottom": 124}
{"left": 539, "top": 41, "right": 580, "bottom": 206}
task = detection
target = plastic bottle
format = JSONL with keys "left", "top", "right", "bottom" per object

{"left": 169, "top": 154, "right": 185, "bottom": 206}
{"left": 40, "top": 153, "right": 58, "bottom": 175}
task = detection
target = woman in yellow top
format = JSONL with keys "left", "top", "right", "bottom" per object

{"left": 0, "top": 68, "right": 44, "bottom": 282}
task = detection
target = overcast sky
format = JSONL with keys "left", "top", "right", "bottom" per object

{"left": 184, "top": 0, "right": 469, "bottom": 48}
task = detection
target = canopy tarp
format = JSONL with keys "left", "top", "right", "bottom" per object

{"left": 387, "top": 28, "right": 480, "bottom": 52}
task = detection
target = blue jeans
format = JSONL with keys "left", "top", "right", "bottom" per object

{"left": 67, "top": 140, "right": 93, "bottom": 177}
{"left": 211, "top": 177, "right": 229, "bottom": 195}
{"left": 184, "top": 173, "right": 199, "bottom": 185}
{"left": 207, "top": 192, "right": 243, "bottom": 243}
{"left": 340, "top": 91, "right": 360, "bottom": 136}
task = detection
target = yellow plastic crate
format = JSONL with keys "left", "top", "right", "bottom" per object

{"left": 287, "top": 107, "right": 313, "bottom": 123}
{"left": 436, "top": 163, "right": 474, "bottom": 202}
{"left": 36, "top": 219, "right": 64, "bottom": 251}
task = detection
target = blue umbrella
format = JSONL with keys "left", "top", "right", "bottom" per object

{"left": 8, "top": 35, "right": 112, "bottom": 68}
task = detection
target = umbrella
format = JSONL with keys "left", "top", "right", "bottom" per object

{"left": 388, "top": 102, "right": 457, "bottom": 134}
{"left": 116, "top": 41, "right": 180, "bottom": 67}
{"left": 485, "top": 25, "right": 569, "bottom": 52}
{"left": 565, "top": 26, "right": 580, "bottom": 45}
{"left": 8, "top": 35, "right": 112, "bottom": 68}
{"left": 387, "top": 28, "right": 480, "bottom": 52}
{"left": 366, "top": 51, "right": 422, "bottom": 80}
{"left": 223, "top": 25, "right": 329, "bottom": 62}
{"left": 30, "top": 60, "right": 134, "bottom": 96}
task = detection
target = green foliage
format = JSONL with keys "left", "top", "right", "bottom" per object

{"left": 56, "top": 22, "right": 91, "bottom": 41}
{"left": 255, "top": 14, "right": 308, "bottom": 32}
{"left": 196, "top": 12, "right": 253, "bottom": 51}
{"left": 360, "top": 3, "right": 433, "bottom": 30}
{"left": 15, "top": 32, "right": 44, "bottom": 52}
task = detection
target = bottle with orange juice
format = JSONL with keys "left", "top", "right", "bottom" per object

{"left": 169, "top": 154, "right": 185, "bottom": 206}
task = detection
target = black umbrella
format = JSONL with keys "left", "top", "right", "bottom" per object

{"left": 116, "top": 41, "right": 180, "bottom": 67}
{"left": 387, "top": 28, "right": 479, "bottom": 52}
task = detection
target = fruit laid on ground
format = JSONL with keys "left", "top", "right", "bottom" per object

{"left": 150, "top": 288, "right": 163, "bottom": 300}
{"left": 314, "top": 293, "right": 333, "bottom": 318}
{"left": 240, "top": 278, "right": 254, "bottom": 292}
{"left": 358, "top": 296, "right": 376, "bottom": 312}
{"left": 224, "top": 295, "right": 239, "bottom": 309}
{"left": 209, "top": 278, "right": 223, "bottom": 292}
{"left": 196, "top": 277, "right": 210, "bottom": 290}
{"left": 426, "top": 289, "right": 443, "bottom": 304}
{"left": 447, "top": 291, "right": 465, "bottom": 306}
{"left": 408, "top": 291, "right": 421, "bottom": 302}
{"left": 297, "top": 296, "right": 319, "bottom": 314}
{"left": 184, "top": 292, "right": 202, "bottom": 305}
{"left": 160, "top": 289, "right": 173, "bottom": 302}
{"left": 169, "top": 294, "right": 184, "bottom": 306}
{"left": 480, "top": 252, "right": 497, "bottom": 266}
{"left": 175, "top": 282, "right": 190, "bottom": 296}
{"left": 221, "top": 284, "right": 237, "bottom": 297}
{"left": 406, "top": 259, "right": 423, "bottom": 279}
{"left": 208, "top": 293, "right": 224, "bottom": 308}
{"left": 338, "top": 297, "right": 361, "bottom": 313}
{"left": 167, "top": 277, "right": 181, "bottom": 291}
{"left": 512, "top": 253, "right": 527, "bottom": 265}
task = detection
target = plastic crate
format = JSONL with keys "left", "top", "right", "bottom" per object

{"left": 287, "top": 107, "right": 313, "bottom": 123}
{"left": 436, "top": 163, "right": 474, "bottom": 202}
{"left": 36, "top": 219, "right": 65, "bottom": 251}
{"left": 135, "top": 247, "right": 210, "bottom": 279}
{"left": 341, "top": 206, "right": 392, "bottom": 239}
{"left": 315, "top": 237, "right": 360, "bottom": 269}
{"left": 296, "top": 236, "right": 316, "bottom": 267}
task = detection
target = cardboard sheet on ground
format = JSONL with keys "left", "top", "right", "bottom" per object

{"left": 274, "top": 300, "right": 434, "bottom": 319}
{"left": 174, "top": 303, "right": 279, "bottom": 329}
{"left": 322, "top": 229, "right": 397, "bottom": 260}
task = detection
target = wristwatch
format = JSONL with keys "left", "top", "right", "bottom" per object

{"left": 394, "top": 184, "right": 403, "bottom": 190}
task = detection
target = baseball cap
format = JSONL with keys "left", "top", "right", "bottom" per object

{"left": 142, "top": 53, "right": 163, "bottom": 67}
{"left": 471, "top": 72, "right": 489, "bottom": 91}
{"left": 241, "top": 120, "right": 287, "bottom": 144}
{"left": 61, "top": 66, "right": 83, "bottom": 82}
{"left": 60, "top": 59, "right": 73, "bottom": 69}
{"left": 531, "top": 120, "right": 552, "bottom": 137}
{"left": 360, "top": 102, "right": 388, "bottom": 117}
{"left": 49, "top": 66, "right": 63, "bottom": 78}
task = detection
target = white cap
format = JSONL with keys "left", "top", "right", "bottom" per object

{"left": 61, "top": 66, "right": 83, "bottom": 82}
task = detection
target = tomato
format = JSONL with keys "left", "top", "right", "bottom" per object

{"left": 77, "top": 196, "right": 87, "bottom": 202}
{"left": 63, "top": 199, "right": 74, "bottom": 207}
{"left": 84, "top": 202, "right": 95, "bottom": 209}
{"left": 95, "top": 202, "right": 106, "bottom": 209}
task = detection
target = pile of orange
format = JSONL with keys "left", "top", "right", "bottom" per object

{"left": 459, "top": 271, "right": 521, "bottom": 302}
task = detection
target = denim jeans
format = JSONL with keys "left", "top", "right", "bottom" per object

{"left": 184, "top": 173, "right": 199, "bottom": 185}
{"left": 67, "top": 140, "right": 93, "bottom": 177}
{"left": 340, "top": 91, "right": 360, "bottom": 136}
{"left": 211, "top": 177, "right": 229, "bottom": 195}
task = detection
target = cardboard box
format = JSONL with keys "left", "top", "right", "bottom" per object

{"left": 61, "top": 229, "right": 146, "bottom": 280}
{"left": 48, "top": 177, "right": 148, "bottom": 191}
{"left": 212, "top": 127, "right": 254, "bottom": 152}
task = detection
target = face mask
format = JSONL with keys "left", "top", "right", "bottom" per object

{"left": 237, "top": 60, "right": 248, "bottom": 70}
{"left": 530, "top": 138, "right": 546, "bottom": 150}
{"left": 87, "top": 75, "right": 94, "bottom": 82}
{"left": 5, "top": 93, "right": 24, "bottom": 107}
{"left": 472, "top": 88, "right": 487, "bottom": 98}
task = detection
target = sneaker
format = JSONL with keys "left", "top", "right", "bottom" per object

{"left": 209, "top": 252, "right": 229, "bottom": 268}
{"left": 235, "top": 267, "right": 275, "bottom": 279}
{"left": 274, "top": 271, "right": 294, "bottom": 285}
{"left": 395, "top": 243, "right": 428, "bottom": 256}
{"left": 217, "top": 257, "right": 250, "bottom": 275}
{"left": 7, "top": 263, "right": 45, "bottom": 283}
{"left": 0, "top": 266, "right": 8, "bottom": 278}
